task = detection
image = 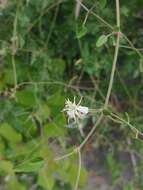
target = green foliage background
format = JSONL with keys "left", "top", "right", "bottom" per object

{"left": 0, "top": 0, "right": 143, "bottom": 189}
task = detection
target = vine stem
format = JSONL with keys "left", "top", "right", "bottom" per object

{"left": 76, "top": 0, "right": 113, "bottom": 29}
{"left": 104, "top": 0, "right": 120, "bottom": 108}
{"left": 12, "top": 3, "right": 19, "bottom": 90}
{"left": 12, "top": 54, "right": 17, "bottom": 89}
{"left": 80, "top": 0, "right": 121, "bottom": 148}
{"left": 73, "top": 148, "right": 82, "bottom": 190}
{"left": 110, "top": 112, "right": 141, "bottom": 137}
{"left": 104, "top": 33, "right": 120, "bottom": 107}
{"left": 122, "top": 33, "right": 143, "bottom": 59}
{"left": 54, "top": 149, "right": 76, "bottom": 161}
{"left": 79, "top": 113, "right": 103, "bottom": 149}
{"left": 55, "top": 0, "right": 121, "bottom": 160}
{"left": 116, "top": 0, "right": 120, "bottom": 28}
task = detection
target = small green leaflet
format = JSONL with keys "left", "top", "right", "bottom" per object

{"left": 76, "top": 25, "right": 87, "bottom": 39}
{"left": 96, "top": 34, "right": 108, "bottom": 47}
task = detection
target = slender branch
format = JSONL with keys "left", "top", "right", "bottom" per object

{"left": 127, "top": 138, "right": 138, "bottom": 177}
{"left": 54, "top": 149, "right": 77, "bottom": 161}
{"left": 79, "top": 113, "right": 103, "bottom": 149}
{"left": 110, "top": 112, "right": 141, "bottom": 136}
{"left": 104, "top": 33, "right": 120, "bottom": 107}
{"left": 122, "top": 33, "right": 143, "bottom": 59}
{"left": 104, "top": 0, "right": 120, "bottom": 108}
{"left": 12, "top": 12, "right": 18, "bottom": 89}
{"left": 12, "top": 54, "right": 17, "bottom": 89}
{"left": 74, "top": 148, "right": 82, "bottom": 190}
{"left": 116, "top": 0, "right": 120, "bottom": 28}
{"left": 75, "top": 0, "right": 113, "bottom": 29}
{"left": 27, "top": 0, "right": 65, "bottom": 32}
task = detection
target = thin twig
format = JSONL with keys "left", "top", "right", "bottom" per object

{"left": 73, "top": 148, "right": 82, "bottom": 190}
{"left": 122, "top": 33, "right": 143, "bottom": 59}
{"left": 109, "top": 112, "right": 143, "bottom": 139}
{"left": 127, "top": 138, "right": 138, "bottom": 178}
{"left": 75, "top": 0, "right": 113, "bottom": 29}
{"left": 54, "top": 149, "right": 77, "bottom": 161}
{"left": 116, "top": 0, "right": 120, "bottom": 28}
{"left": 27, "top": 0, "right": 65, "bottom": 32}
{"left": 11, "top": 3, "right": 19, "bottom": 89}
{"left": 12, "top": 54, "right": 17, "bottom": 90}
{"left": 104, "top": 0, "right": 120, "bottom": 108}
{"left": 79, "top": 113, "right": 103, "bottom": 149}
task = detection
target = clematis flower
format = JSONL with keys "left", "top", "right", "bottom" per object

{"left": 62, "top": 97, "right": 89, "bottom": 123}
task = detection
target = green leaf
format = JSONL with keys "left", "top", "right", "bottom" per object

{"left": 36, "top": 104, "right": 50, "bottom": 120}
{"left": 76, "top": 25, "right": 87, "bottom": 39}
{"left": 123, "top": 183, "right": 133, "bottom": 190}
{"left": 0, "top": 162, "right": 25, "bottom": 190}
{"left": 0, "top": 160, "right": 13, "bottom": 175}
{"left": 9, "top": 140, "right": 41, "bottom": 162}
{"left": 16, "top": 89, "right": 36, "bottom": 107}
{"left": 4, "top": 69, "right": 15, "bottom": 85}
{"left": 121, "top": 6, "right": 129, "bottom": 17}
{"left": 38, "top": 156, "right": 57, "bottom": 190}
{"left": 66, "top": 163, "right": 87, "bottom": 188}
{"left": 38, "top": 167, "right": 55, "bottom": 190}
{"left": 47, "top": 93, "right": 65, "bottom": 117}
{"left": 43, "top": 110, "right": 66, "bottom": 138}
{"left": 0, "top": 123, "right": 22, "bottom": 144}
{"left": 5, "top": 176, "right": 26, "bottom": 190}
{"left": 14, "top": 161, "right": 44, "bottom": 173}
{"left": 99, "top": 0, "right": 107, "bottom": 8}
{"left": 96, "top": 34, "right": 108, "bottom": 47}
{"left": 51, "top": 58, "right": 65, "bottom": 77}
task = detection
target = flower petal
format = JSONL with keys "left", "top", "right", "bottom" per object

{"left": 77, "top": 106, "right": 89, "bottom": 114}
{"left": 67, "top": 110, "right": 75, "bottom": 119}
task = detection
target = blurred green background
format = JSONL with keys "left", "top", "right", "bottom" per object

{"left": 0, "top": 0, "right": 143, "bottom": 189}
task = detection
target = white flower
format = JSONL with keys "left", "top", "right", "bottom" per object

{"left": 62, "top": 97, "right": 89, "bottom": 122}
